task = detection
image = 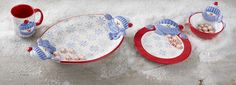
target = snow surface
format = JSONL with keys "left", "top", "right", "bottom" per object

{"left": 0, "top": 0, "right": 236, "bottom": 85}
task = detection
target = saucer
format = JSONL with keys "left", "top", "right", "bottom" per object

{"left": 134, "top": 27, "right": 192, "bottom": 64}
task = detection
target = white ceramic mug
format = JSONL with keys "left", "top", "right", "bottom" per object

{"left": 11, "top": 4, "right": 44, "bottom": 37}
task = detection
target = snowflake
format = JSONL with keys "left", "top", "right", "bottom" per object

{"left": 77, "top": 23, "right": 82, "bottom": 27}
{"left": 79, "top": 41, "right": 88, "bottom": 47}
{"left": 85, "top": 22, "right": 93, "bottom": 28}
{"left": 86, "top": 53, "right": 94, "bottom": 57}
{"left": 42, "top": 31, "right": 55, "bottom": 41}
{"left": 46, "top": 32, "right": 53, "bottom": 37}
{"left": 95, "top": 29, "right": 103, "bottom": 35}
{"left": 104, "top": 25, "right": 109, "bottom": 32}
{"left": 66, "top": 25, "right": 76, "bottom": 33}
{"left": 50, "top": 30, "right": 64, "bottom": 42}
{"left": 153, "top": 35, "right": 161, "bottom": 40}
{"left": 145, "top": 44, "right": 152, "bottom": 48}
{"left": 10, "top": 38, "right": 22, "bottom": 46}
{"left": 78, "top": 28, "right": 87, "bottom": 34}
{"left": 67, "top": 43, "right": 75, "bottom": 48}
{"left": 96, "top": 17, "right": 106, "bottom": 26}
{"left": 143, "top": 37, "right": 150, "bottom": 43}
{"left": 88, "top": 15, "right": 96, "bottom": 19}
{"left": 87, "top": 35, "right": 97, "bottom": 41}
{"left": 89, "top": 45, "right": 99, "bottom": 52}
{"left": 157, "top": 42, "right": 163, "bottom": 48}
{"left": 159, "top": 50, "right": 166, "bottom": 56}
{"left": 164, "top": 42, "right": 172, "bottom": 48}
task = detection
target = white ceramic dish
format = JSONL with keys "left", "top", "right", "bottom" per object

{"left": 41, "top": 14, "right": 124, "bottom": 63}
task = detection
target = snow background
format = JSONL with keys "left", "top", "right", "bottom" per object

{"left": 0, "top": 0, "right": 236, "bottom": 85}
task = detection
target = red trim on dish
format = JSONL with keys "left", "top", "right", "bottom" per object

{"left": 188, "top": 12, "right": 225, "bottom": 39}
{"left": 40, "top": 14, "right": 124, "bottom": 64}
{"left": 134, "top": 27, "right": 192, "bottom": 64}
{"left": 34, "top": 8, "right": 44, "bottom": 26}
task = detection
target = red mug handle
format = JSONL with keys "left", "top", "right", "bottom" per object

{"left": 34, "top": 8, "right": 44, "bottom": 26}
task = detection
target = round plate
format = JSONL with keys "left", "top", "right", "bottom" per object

{"left": 134, "top": 27, "right": 192, "bottom": 64}
{"left": 41, "top": 14, "right": 124, "bottom": 64}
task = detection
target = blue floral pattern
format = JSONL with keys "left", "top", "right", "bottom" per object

{"left": 79, "top": 41, "right": 88, "bottom": 47}
{"left": 95, "top": 29, "right": 103, "bottom": 35}
{"left": 90, "top": 45, "right": 99, "bottom": 52}
{"left": 41, "top": 15, "right": 123, "bottom": 61}
{"left": 141, "top": 31, "right": 184, "bottom": 59}
{"left": 66, "top": 25, "right": 76, "bottom": 33}
{"left": 96, "top": 17, "right": 106, "bottom": 25}
{"left": 85, "top": 22, "right": 93, "bottom": 28}
{"left": 66, "top": 43, "right": 75, "bottom": 48}
{"left": 88, "top": 15, "right": 96, "bottom": 19}
{"left": 158, "top": 50, "right": 166, "bottom": 56}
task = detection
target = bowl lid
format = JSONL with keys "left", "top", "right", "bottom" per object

{"left": 202, "top": 2, "right": 223, "bottom": 22}
{"left": 155, "top": 19, "right": 181, "bottom": 36}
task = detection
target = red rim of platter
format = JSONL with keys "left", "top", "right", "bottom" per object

{"left": 134, "top": 27, "right": 192, "bottom": 64}
{"left": 40, "top": 14, "right": 124, "bottom": 64}
{"left": 189, "top": 12, "right": 225, "bottom": 39}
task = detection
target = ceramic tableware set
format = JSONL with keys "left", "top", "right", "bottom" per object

{"left": 10, "top": 2, "right": 225, "bottom": 64}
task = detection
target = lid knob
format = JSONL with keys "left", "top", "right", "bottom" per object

{"left": 214, "top": 2, "right": 218, "bottom": 6}
{"left": 27, "top": 47, "right": 33, "bottom": 52}
{"left": 24, "top": 20, "right": 29, "bottom": 24}
{"left": 128, "top": 23, "right": 133, "bottom": 28}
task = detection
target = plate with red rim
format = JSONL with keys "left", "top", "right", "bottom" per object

{"left": 40, "top": 14, "right": 124, "bottom": 64}
{"left": 189, "top": 12, "right": 225, "bottom": 39}
{"left": 134, "top": 27, "right": 192, "bottom": 64}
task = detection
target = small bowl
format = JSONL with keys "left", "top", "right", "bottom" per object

{"left": 189, "top": 12, "right": 225, "bottom": 39}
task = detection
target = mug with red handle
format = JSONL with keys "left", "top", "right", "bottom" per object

{"left": 11, "top": 4, "right": 44, "bottom": 37}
